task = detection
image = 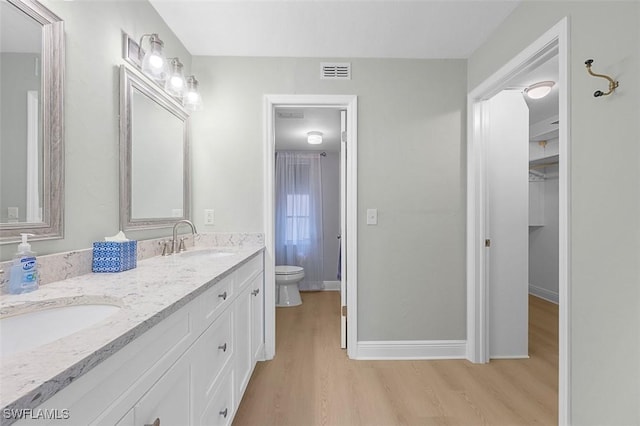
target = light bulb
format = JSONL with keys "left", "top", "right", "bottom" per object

{"left": 165, "top": 58, "right": 186, "bottom": 97}
{"left": 170, "top": 76, "right": 184, "bottom": 89}
{"left": 184, "top": 75, "right": 203, "bottom": 111}
{"left": 140, "top": 34, "right": 167, "bottom": 82}
{"left": 148, "top": 54, "right": 164, "bottom": 70}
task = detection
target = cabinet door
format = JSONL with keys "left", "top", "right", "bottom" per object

{"left": 251, "top": 273, "right": 264, "bottom": 363}
{"left": 234, "top": 284, "right": 252, "bottom": 403}
{"left": 133, "top": 351, "right": 192, "bottom": 426}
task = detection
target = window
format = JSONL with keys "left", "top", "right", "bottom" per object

{"left": 285, "top": 193, "right": 310, "bottom": 242}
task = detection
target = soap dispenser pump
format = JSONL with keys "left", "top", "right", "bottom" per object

{"left": 8, "top": 233, "right": 39, "bottom": 294}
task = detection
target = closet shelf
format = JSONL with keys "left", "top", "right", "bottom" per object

{"left": 529, "top": 154, "right": 559, "bottom": 169}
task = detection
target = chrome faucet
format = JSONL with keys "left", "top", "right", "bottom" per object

{"left": 171, "top": 220, "right": 197, "bottom": 254}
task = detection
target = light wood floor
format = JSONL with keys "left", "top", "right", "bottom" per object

{"left": 233, "top": 292, "right": 558, "bottom": 426}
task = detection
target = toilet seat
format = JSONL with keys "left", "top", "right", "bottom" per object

{"left": 275, "top": 265, "right": 304, "bottom": 275}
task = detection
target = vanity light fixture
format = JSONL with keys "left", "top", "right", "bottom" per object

{"left": 307, "top": 131, "right": 323, "bottom": 145}
{"left": 184, "top": 75, "right": 203, "bottom": 111}
{"left": 524, "top": 81, "right": 555, "bottom": 99}
{"left": 165, "top": 58, "right": 186, "bottom": 97}
{"left": 139, "top": 33, "right": 167, "bottom": 82}
{"left": 123, "top": 32, "right": 204, "bottom": 111}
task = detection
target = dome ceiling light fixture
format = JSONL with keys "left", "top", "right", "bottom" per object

{"left": 524, "top": 81, "right": 555, "bottom": 100}
{"left": 307, "top": 131, "right": 323, "bottom": 145}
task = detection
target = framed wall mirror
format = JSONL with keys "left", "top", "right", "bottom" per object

{"left": 119, "top": 65, "right": 191, "bottom": 231}
{"left": 0, "top": 0, "right": 64, "bottom": 243}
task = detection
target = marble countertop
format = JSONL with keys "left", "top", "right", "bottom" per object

{"left": 0, "top": 244, "right": 264, "bottom": 413}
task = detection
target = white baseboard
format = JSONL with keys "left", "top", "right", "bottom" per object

{"left": 322, "top": 281, "right": 340, "bottom": 291}
{"left": 490, "top": 355, "right": 530, "bottom": 360}
{"left": 356, "top": 340, "right": 467, "bottom": 360}
{"left": 529, "top": 284, "right": 559, "bottom": 304}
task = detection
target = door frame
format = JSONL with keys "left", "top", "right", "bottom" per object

{"left": 263, "top": 94, "right": 359, "bottom": 360}
{"left": 466, "top": 18, "right": 571, "bottom": 424}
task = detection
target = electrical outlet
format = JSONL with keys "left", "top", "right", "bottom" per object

{"left": 7, "top": 207, "right": 18, "bottom": 221}
{"left": 204, "top": 209, "right": 215, "bottom": 225}
{"left": 366, "top": 208, "right": 378, "bottom": 225}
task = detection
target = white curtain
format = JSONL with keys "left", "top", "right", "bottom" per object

{"left": 275, "top": 152, "right": 324, "bottom": 291}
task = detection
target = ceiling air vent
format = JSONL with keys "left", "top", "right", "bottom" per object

{"left": 321, "top": 62, "right": 351, "bottom": 80}
{"left": 277, "top": 111, "right": 304, "bottom": 119}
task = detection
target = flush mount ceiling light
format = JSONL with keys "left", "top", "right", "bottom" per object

{"left": 524, "top": 81, "right": 555, "bottom": 99}
{"left": 307, "top": 131, "right": 323, "bottom": 145}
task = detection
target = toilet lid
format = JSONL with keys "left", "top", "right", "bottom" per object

{"left": 275, "top": 265, "right": 304, "bottom": 275}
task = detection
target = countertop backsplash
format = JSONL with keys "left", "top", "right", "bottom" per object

{"left": 0, "top": 232, "right": 264, "bottom": 293}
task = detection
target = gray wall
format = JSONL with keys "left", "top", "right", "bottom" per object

{"left": 529, "top": 164, "right": 559, "bottom": 302}
{"left": 0, "top": 53, "right": 40, "bottom": 222}
{"left": 0, "top": 1, "right": 191, "bottom": 260}
{"left": 469, "top": 2, "right": 640, "bottom": 424}
{"left": 190, "top": 57, "right": 468, "bottom": 341}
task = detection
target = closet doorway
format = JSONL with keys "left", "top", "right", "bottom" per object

{"left": 466, "top": 18, "right": 569, "bottom": 423}
{"left": 263, "top": 95, "right": 358, "bottom": 360}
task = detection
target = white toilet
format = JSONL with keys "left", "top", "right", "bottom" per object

{"left": 275, "top": 265, "right": 304, "bottom": 307}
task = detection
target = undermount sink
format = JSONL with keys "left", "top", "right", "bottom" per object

{"left": 178, "top": 248, "right": 236, "bottom": 259}
{"left": 0, "top": 303, "right": 121, "bottom": 358}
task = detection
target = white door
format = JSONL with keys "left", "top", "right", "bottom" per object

{"left": 340, "top": 110, "right": 347, "bottom": 349}
{"left": 486, "top": 90, "right": 529, "bottom": 359}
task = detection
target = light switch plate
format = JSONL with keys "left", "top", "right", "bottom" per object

{"left": 366, "top": 208, "right": 378, "bottom": 225}
{"left": 204, "top": 209, "right": 215, "bottom": 225}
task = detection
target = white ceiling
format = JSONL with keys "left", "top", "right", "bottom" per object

{"left": 149, "top": 0, "right": 559, "bottom": 145}
{"left": 275, "top": 107, "right": 342, "bottom": 152}
{"left": 149, "top": 0, "right": 521, "bottom": 59}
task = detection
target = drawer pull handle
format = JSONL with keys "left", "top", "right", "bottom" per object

{"left": 219, "top": 408, "right": 228, "bottom": 418}
{"left": 218, "top": 342, "right": 227, "bottom": 352}
{"left": 218, "top": 291, "right": 227, "bottom": 300}
{"left": 251, "top": 288, "right": 260, "bottom": 296}
{"left": 145, "top": 419, "right": 160, "bottom": 426}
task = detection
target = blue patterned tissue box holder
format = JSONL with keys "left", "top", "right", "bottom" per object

{"left": 92, "top": 241, "right": 137, "bottom": 272}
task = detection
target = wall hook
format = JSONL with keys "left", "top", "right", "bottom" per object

{"left": 585, "top": 59, "right": 619, "bottom": 97}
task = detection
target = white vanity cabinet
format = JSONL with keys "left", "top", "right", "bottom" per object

{"left": 16, "top": 252, "right": 264, "bottom": 426}
{"left": 233, "top": 254, "right": 265, "bottom": 403}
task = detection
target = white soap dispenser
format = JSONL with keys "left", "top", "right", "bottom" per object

{"left": 8, "top": 233, "right": 39, "bottom": 294}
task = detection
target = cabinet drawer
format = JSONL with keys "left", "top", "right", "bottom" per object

{"left": 200, "top": 368, "right": 234, "bottom": 426}
{"left": 202, "top": 273, "right": 235, "bottom": 323}
{"left": 196, "top": 308, "right": 234, "bottom": 399}
{"left": 236, "top": 254, "right": 263, "bottom": 292}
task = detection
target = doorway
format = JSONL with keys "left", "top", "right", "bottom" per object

{"left": 466, "top": 18, "right": 570, "bottom": 423}
{"left": 263, "top": 95, "right": 358, "bottom": 360}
